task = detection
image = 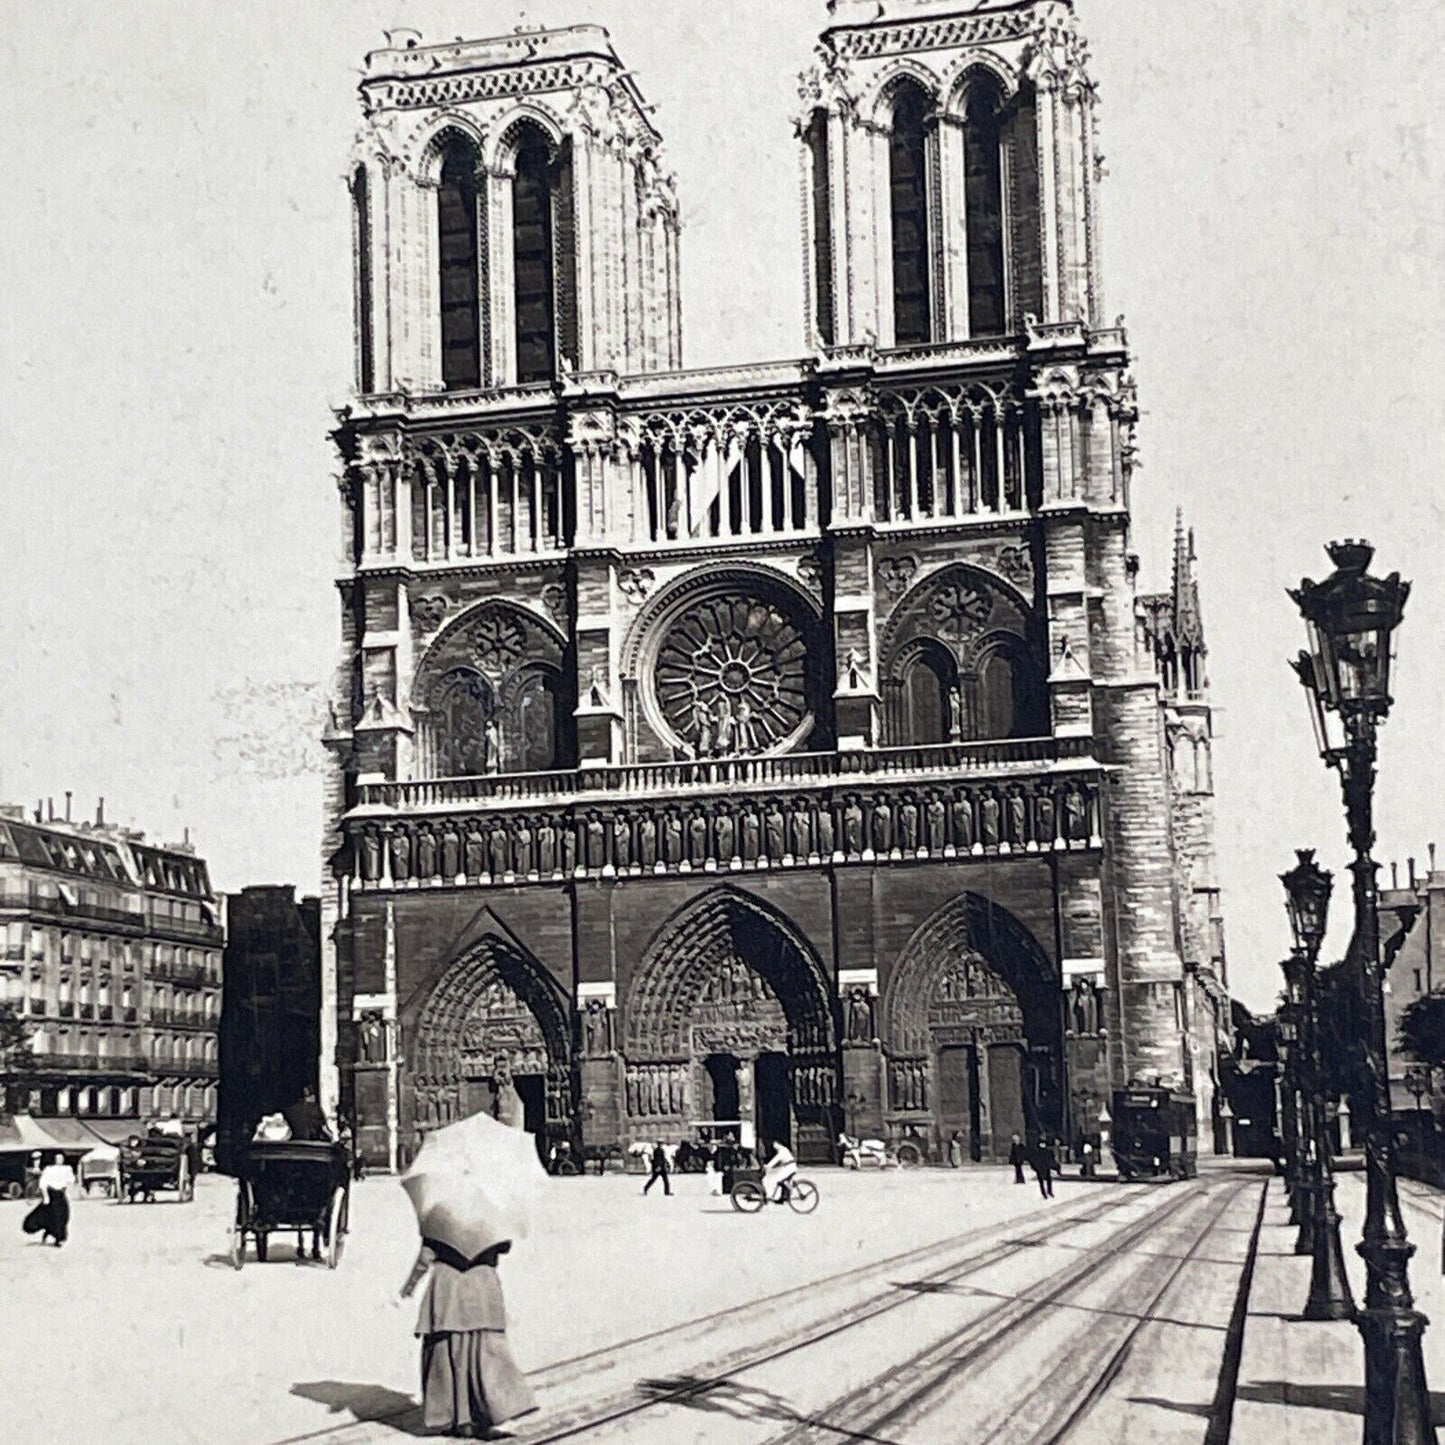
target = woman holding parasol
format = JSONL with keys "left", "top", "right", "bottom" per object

{"left": 399, "top": 1109, "right": 544, "bottom": 1438}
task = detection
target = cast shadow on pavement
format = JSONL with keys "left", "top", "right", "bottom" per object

{"left": 1131, "top": 1385, "right": 1445, "bottom": 1426}
{"left": 634, "top": 1375, "right": 904, "bottom": 1444}
{"left": 292, "top": 1381, "right": 426, "bottom": 1436}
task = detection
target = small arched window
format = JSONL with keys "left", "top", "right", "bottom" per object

{"left": 437, "top": 142, "right": 482, "bottom": 390}
{"left": 963, "top": 73, "right": 1007, "bottom": 337}
{"left": 970, "top": 640, "right": 1048, "bottom": 741}
{"left": 352, "top": 166, "right": 374, "bottom": 394}
{"left": 889, "top": 85, "right": 933, "bottom": 345}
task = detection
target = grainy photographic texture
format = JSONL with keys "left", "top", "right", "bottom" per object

{"left": 4, "top": 2, "right": 1445, "bottom": 1442}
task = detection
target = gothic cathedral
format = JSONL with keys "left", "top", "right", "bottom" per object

{"left": 322, "top": 0, "right": 1230, "bottom": 1169}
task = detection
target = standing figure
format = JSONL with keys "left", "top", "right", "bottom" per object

{"left": 642, "top": 1141, "right": 672, "bottom": 1196}
{"left": 713, "top": 697, "right": 736, "bottom": 755}
{"left": 399, "top": 1238, "right": 538, "bottom": 1439}
{"left": 23, "top": 1153, "right": 74, "bottom": 1247}
{"left": 690, "top": 697, "right": 713, "bottom": 758}
{"left": 1008, "top": 1133, "right": 1028, "bottom": 1186}
{"left": 764, "top": 804, "right": 786, "bottom": 860}
{"left": 1032, "top": 1139, "right": 1056, "bottom": 1199}
{"left": 483, "top": 716, "right": 503, "bottom": 775}
{"left": 714, "top": 810, "right": 736, "bottom": 862}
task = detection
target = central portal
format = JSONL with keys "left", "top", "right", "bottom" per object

{"left": 624, "top": 890, "right": 838, "bottom": 1162}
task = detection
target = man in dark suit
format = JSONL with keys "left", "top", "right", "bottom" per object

{"left": 283, "top": 1087, "right": 332, "bottom": 1143}
{"left": 643, "top": 1141, "right": 672, "bottom": 1196}
{"left": 1008, "top": 1133, "right": 1028, "bottom": 1185}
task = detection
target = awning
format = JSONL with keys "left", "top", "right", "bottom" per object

{"left": 0, "top": 1115, "right": 139, "bottom": 1154}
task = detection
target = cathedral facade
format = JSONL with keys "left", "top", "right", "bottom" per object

{"left": 321, "top": 0, "right": 1229, "bottom": 1169}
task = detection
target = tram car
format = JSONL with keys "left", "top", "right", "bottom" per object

{"left": 1110, "top": 1087, "right": 1198, "bottom": 1181}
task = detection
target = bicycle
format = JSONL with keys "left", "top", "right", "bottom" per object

{"left": 730, "top": 1173, "right": 819, "bottom": 1214}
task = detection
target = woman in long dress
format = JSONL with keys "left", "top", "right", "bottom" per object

{"left": 23, "top": 1153, "right": 74, "bottom": 1246}
{"left": 400, "top": 1238, "right": 537, "bottom": 1439}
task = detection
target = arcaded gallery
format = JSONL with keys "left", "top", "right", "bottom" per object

{"left": 322, "top": 0, "right": 1230, "bottom": 1170}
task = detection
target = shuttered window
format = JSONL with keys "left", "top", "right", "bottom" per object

{"left": 437, "top": 146, "right": 481, "bottom": 390}
{"left": 889, "top": 88, "right": 932, "bottom": 345}
{"left": 964, "top": 77, "right": 1007, "bottom": 337}
{"left": 513, "top": 138, "right": 556, "bottom": 384}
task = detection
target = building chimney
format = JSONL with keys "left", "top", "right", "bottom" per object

{"left": 1432, "top": 842, "right": 1438, "bottom": 875}
{"left": 1392, "top": 862, "right": 1400, "bottom": 889}
{"left": 1409, "top": 857, "right": 1417, "bottom": 889}
{"left": 96, "top": 798, "right": 105, "bottom": 827}
{"left": 64, "top": 791, "right": 72, "bottom": 822}
{"left": 47, "top": 797, "right": 53, "bottom": 822}
{"left": 35, "top": 800, "right": 42, "bottom": 823}
{"left": 183, "top": 826, "right": 190, "bottom": 847}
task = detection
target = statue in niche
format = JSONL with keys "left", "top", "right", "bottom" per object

{"left": 715, "top": 810, "right": 736, "bottom": 861}
{"left": 871, "top": 798, "right": 893, "bottom": 854}
{"left": 637, "top": 814, "right": 657, "bottom": 869}
{"left": 491, "top": 1054, "right": 524, "bottom": 1128}
{"left": 951, "top": 793, "right": 975, "bottom": 851}
{"left": 588, "top": 666, "right": 607, "bottom": 709}
{"left": 1066, "top": 788, "right": 1089, "bottom": 842}
{"left": 734, "top": 699, "right": 761, "bottom": 754}
{"left": 843, "top": 648, "right": 865, "bottom": 691}
{"left": 789, "top": 803, "right": 812, "bottom": 858}
{"left": 1008, "top": 792, "right": 1027, "bottom": 846}
{"left": 669, "top": 1067, "right": 684, "bottom": 1114}
{"left": 358, "top": 1012, "right": 387, "bottom": 1065}
{"left": 764, "top": 804, "right": 786, "bottom": 859}
{"left": 465, "top": 823, "right": 486, "bottom": 878}
{"left": 740, "top": 807, "right": 761, "bottom": 862}
{"left": 416, "top": 826, "right": 437, "bottom": 879}
{"left": 925, "top": 795, "right": 946, "bottom": 853}
{"left": 689, "top": 698, "right": 713, "bottom": 759}
{"left": 582, "top": 1000, "right": 602, "bottom": 1056}
{"left": 843, "top": 799, "right": 864, "bottom": 855}
{"left": 585, "top": 815, "right": 606, "bottom": 870}
{"left": 441, "top": 821, "right": 461, "bottom": 879}
{"left": 560, "top": 823, "right": 578, "bottom": 874}
{"left": 816, "top": 801, "right": 836, "bottom": 857}
{"left": 625, "top": 1069, "right": 639, "bottom": 1115}
{"left": 688, "top": 811, "right": 708, "bottom": 865}
{"left": 980, "top": 794, "right": 1001, "bottom": 849}
{"left": 899, "top": 797, "right": 920, "bottom": 852}
{"left": 1071, "top": 976, "right": 1100, "bottom": 1036}
{"left": 360, "top": 830, "right": 382, "bottom": 882}
{"left": 1036, "top": 792, "right": 1057, "bottom": 848}
{"left": 536, "top": 818, "right": 557, "bottom": 875}
{"left": 513, "top": 819, "right": 535, "bottom": 876}
{"left": 483, "top": 716, "right": 503, "bottom": 775}
{"left": 614, "top": 816, "right": 632, "bottom": 871}
{"left": 846, "top": 987, "right": 875, "bottom": 1044}
{"left": 662, "top": 812, "right": 683, "bottom": 866}
{"left": 389, "top": 830, "right": 412, "bottom": 883}
{"left": 713, "top": 696, "right": 736, "bottom": 755}
{"left": 489, "top": 824, "right": 509, "bottom": 877}
{"left": 948, "top": 686, "right": 963, "bottom": 741}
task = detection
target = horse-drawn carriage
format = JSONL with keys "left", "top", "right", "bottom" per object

{"left": 228, "top": 1140, "right": 350, "bottom": 1269}
{"left": 118, "top": 1131, "right": 197, "bottom": 1203}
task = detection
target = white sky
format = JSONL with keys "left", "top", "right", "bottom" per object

{"left": 3, "top": 1, "right": 1444, "bottom": 1013}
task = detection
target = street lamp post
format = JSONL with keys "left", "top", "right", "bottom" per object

{"left": 1277, "top": 982, "right": 1311, "bottom": 1244}
{"left": 1282, "top": 850, "right": 1355, "bottom": 1321}
{"left": 1291, "top": 539, "right": 1433, "bottom": 1442}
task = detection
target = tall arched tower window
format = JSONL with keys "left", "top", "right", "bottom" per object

{"left": 437, "top": 142, "right": 482, "bottom": 390}
{"left": 963, "top": 73, "right": 1007, "bottom": 337}
{"left": 513, "top": 136, "right": 557, "bottom": 384}
{"left": 889, "top": 85, "right": 933, "bottom": 345}
{"left": 351, "top": 166, "right": 374, "bottom": 394}
{"left": 806, "top": 110, "right": 835, "bottom": 346}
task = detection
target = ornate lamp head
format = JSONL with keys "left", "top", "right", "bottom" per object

{"left": 1281, "top": 849, "right": 1332, "bottom": 956}
{"left": 1289, "top": 540, "right": 1409, "bottom": 739}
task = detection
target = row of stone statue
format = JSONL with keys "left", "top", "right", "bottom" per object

{"left": 354, "top": 782, "right": 1099, "bottom": 885}
{"left": 625, "top": 1063, "right": 690, "bottom": 1117}
{"left": 890, "top": 1058, "right": 931, "bottom": 1112}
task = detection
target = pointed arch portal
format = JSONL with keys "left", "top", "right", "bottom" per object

{"left": 883, "top": 893, "right": 1061, "bottom": 1161}
{"left": 625, "top": 889, "right": 838, "bottom": 1162}
{"left": 411, "top": 933, "right": 573, "bottom": 1161}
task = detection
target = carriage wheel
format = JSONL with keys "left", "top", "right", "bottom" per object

{"left": 256, "top": 1231, "right": 269, "bottom": 1263}
{"left": 896, "top": 1143, "right": 923, "bottom": 1169}
{"left": 3, "top": 1182, "right": 21, "bottom": 1201}
{"left": 325, "top": 1189, "right": 346, "bottom": 1270}
{"left": 731, "top": 1181, "right": 765, "bottom": 1214}
{"left": 787, "top": 1179, "right": 820, "bottom": 1215}
{"left": 557, "top": 1159, "right": 580, "bottom": 1177}
{"left": 228, "top": 1225, "right": 244, "bottom": 1270}
{"left": 178, "top": 1154, "right": 194, "bottom": 1203}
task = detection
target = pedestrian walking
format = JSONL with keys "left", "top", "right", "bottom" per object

{"left": 22, "top": 1153, "right": 74, "bottom": 1247}
{"left": 948, "top": 1131, "right": 963, "bottom": 1169}
{"left": 1081, "top": 1136, "right": 1096, "bottom": 1180}
{"left": 400, "top": 1238, "right": 538, "bottom": 1439}
{"left": 1008, "top": 1133, "right": 1028, "bottom": 1185}
{"left": 642, "top": 1141, "right": 671, "bottom": 1196}
{"left": 1032, "top": 1140, "right": 1055, "bottom": 1199}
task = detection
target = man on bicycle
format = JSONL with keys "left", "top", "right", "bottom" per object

{"left": 762, "top": 1139, "right": 797, "bottom": 1203}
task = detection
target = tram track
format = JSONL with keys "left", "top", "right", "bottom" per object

{"left": 513, "top": 1180, "right": 1208, "bottom": 1443}
{"left": 757, "top": 1175, "right": 1257, "bottom": 1445}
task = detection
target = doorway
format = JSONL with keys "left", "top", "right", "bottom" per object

{"left": 937, "top": 1045, "right": 983, "bottom": 1163}
{"left": 515, "top": 1074, "right": 547, "bottom": 1161}
{"left": 704, "top": 1053, "right": 741, "bottom": 1123}
{"left": 755, "top": 1051, "right": 792, "bottom": 1151}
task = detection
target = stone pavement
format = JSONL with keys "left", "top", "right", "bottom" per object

{"left": 1231, "top": 1165, "right": 1445, "bottom": 1442}
{"left": 14, "top": 1159, "right": 1444, "bottom": 1443}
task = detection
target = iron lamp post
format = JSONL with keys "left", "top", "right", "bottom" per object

{"left": 1291, "top": 539, "right": 1431, "bottom": 1442}
{"left": 1277, "top": 988, "right": 1309, "bottom": 1237}
{"left": 1282, "top": 849, "right": 1356, "bottom": 1321}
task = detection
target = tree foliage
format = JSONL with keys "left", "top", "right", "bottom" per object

{"left": 1314, "top": 960, "right": 1364, "bottom": 1100}
{"left": 1398, "top": 991, "right": 1445, "bottom": 1071}
{"left": 0, "top": 1002, "right": 32, "bottom": 1075}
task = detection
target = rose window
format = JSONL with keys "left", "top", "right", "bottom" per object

{"left": 653, "top": 593, "right": 812, "bottom": 757}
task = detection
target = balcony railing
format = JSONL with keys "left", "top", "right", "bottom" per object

{"left": 354, "top": 736, "right": 1096, "bottom": 814}
{"left": 0, "top": 889, "right": 145, "bottom": 930}
{"left": 147, "top": 917, "right": 225, "bottom": 946}
{"left": 150, "top": 961, "right": 212, "bottom": 989}
{"left": 29, "top": 1052, "right": 150, "bottom": 1075}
